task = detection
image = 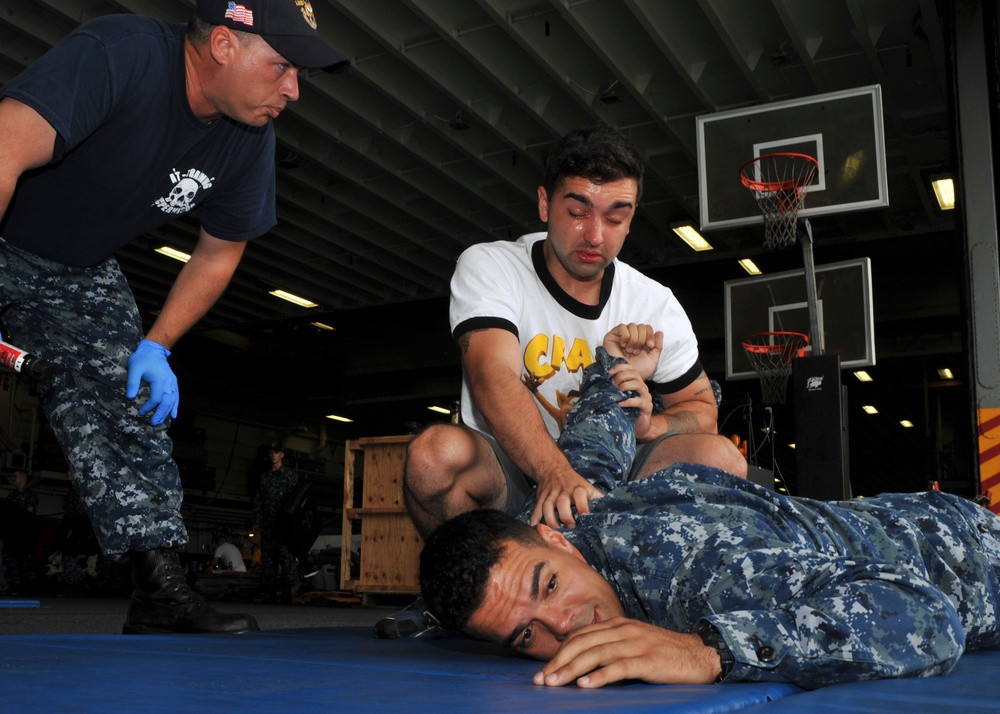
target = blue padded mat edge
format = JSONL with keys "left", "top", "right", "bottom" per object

{"left": 0, "top": 626, "right": 800, "bottom": 713}
{"left": 0, "top": 598, "right": 40, "bottom": 608}
{"left": 3, "top": 626, "right": 997, "bottom": 712}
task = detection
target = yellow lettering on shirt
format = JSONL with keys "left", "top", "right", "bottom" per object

{"left": 523, "top": 334, "right": 594, "bottom": 377}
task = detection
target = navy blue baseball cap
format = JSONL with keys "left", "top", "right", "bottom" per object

{"left": 197, "top": 0, "right": 349, "bottom": 71}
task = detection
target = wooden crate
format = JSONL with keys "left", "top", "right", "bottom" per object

{"left": 340, "top": 435, "right": 422, "bottom": 595}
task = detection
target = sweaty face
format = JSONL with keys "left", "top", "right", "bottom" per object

{"left": 538, "top": 176, "right": 638, "bottom": 286}
{"left": 217, "top": 33, "right": 301, "bottom": 126}
{"left": 463, "top": 525, "right": 625, "bottom": 660}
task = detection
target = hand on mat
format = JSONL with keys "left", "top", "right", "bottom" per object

{"left": 608, "top": 361, "right": 653, "bottom": 440}
{"left": 603, "top": 324, "right": 663, "bottom": 380}
{"left": 533, "top": 618, "right": 718, "bottom": 688}
{"left": 530, "top": 468, "right": 604, "bottom": 529}
{"left": 127, "top": 339, "right": 179, "bottom": 425}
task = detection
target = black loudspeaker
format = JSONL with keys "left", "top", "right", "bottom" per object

{"left": 792, "top": 354, "right": 851, "bottom": 501}
{"left": 746, "top": 465, "right": 775, "bottom": 490}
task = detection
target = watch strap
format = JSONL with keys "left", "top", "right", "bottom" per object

{"left": 696, "top": 620, "right": 735, "bottom": 683}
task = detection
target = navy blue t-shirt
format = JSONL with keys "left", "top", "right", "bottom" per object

{"left": 0, "top": 15, "right": 276, "bottom": 267}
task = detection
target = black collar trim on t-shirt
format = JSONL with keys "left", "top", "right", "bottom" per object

{"left": 531, "top": 239, "right": 614, "bottom": 319}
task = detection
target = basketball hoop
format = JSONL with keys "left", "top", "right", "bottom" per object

{"left": 741, "top": 331, "right": 809, "bottom": 405}
{"left": 740, "top": 153, "right": 819, "bottom": 249}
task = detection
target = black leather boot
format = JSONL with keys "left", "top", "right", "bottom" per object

{"left": 122, "top": 548, "right": 259, "bottom": 634}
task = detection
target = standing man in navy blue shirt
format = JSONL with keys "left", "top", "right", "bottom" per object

{"left": 0, "top": 0, "right": 348, "bottom": 634}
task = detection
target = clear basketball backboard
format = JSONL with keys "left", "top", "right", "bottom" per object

{"left": 725, "top": 258, "right": 875, "bottom": 380}
{"left": 697, "top": 85, "right": 888, "bottom": 230}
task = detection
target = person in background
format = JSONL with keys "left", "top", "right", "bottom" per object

{"left": 0, "top": 1, "right": 347, "bottom": 633}
{"left": 5, "top": 468, "right": 37, "bottom": 514}
{"left": 209, "top": 532, "right": 247, "bottom": 573}
{"left": 252, "top": 443, "right": 302, "bottom": 602}
{"left": 1, "top": 469, "right": 40, "bottom": 593}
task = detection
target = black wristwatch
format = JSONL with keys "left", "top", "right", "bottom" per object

{"left": 696, "top": 620, "right": 735, "bottom": 683}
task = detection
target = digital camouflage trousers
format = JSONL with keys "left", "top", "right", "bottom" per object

{"left": 0, "top": 237, "right": 186, "bottom": 556}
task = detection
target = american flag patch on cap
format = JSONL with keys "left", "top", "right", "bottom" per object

{"left": 224, "top": 2, "right": 254, "bottom": 26}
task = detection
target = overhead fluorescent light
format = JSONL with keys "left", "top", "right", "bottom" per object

{"left": 310, "top": 322, "right": 336, "bottom": 331}
{"left": 853, "top": 370, "right": 873, "bottom": 382}
{"left": 325, "top": 414, "right": 353, "bottom": 423}
{"left": 269, "top": 289, "right": 318, "bottom": 308}
{"left": 427, "top": 406, "right": 450, "bottom": 415}
{"left": 900, "top": 419, "right": 915, "bottom": 428}
{"left": 738, "top": 258, "right": 761, "bottom": 275}
{"left": 931, "top": 177, "right": 955, "bottom": 210}
{"left": 862, "top": 405, "right": 878, "bottom": 415}
{"left": 937, "top": 367, "right": 954, "bottom": 380}
{"left": 155, "top": 246, "right": 191, "bottom": 263}
{"left": 671, "top": 224, "right": 713, "bottom": 251}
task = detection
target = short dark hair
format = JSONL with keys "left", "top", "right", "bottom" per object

{"left": 543, "top": 124, "right": 645, "bottom": 205}
{"left": 419, "top": 509, "right": 543, "bottom": 633}
{"left": 186, "top": 16, "right": 214, "bottom": 45}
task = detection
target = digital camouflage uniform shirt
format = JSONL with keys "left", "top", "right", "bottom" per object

{"left": 6, "top": 486, "right": 38, "bottom": 513}
{"left": 253, "top": 463, "right": 300, "bottom": 590}
{"left": 253, "top": 465, "right": 298, "bottom": 530}
{"left": 557, "top": 349, "right": 1000, "bottom": 690}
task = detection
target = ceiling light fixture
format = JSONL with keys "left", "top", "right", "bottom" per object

{"left": 325, "top": 414, "right": 353, "bottom": 423}
{"left": 862, "top": 405, "right": 878, "bottom": 415}
{"left": 269, "top": 289, "right": 318, "bottom": 308}
{"left": 931, "top": 176, "right": 955, "bottom": 210}
{"left": 310, "top": 322, "right": 336, "bottom": 331}
{"left": 154, "top": 246, "right": 191, "bottom": 263}
{"left": 900, "top": 419, "right": 915, "bottom": 428}
{"left": 738, "top": 258, "right": 761, "bottom": 275}
{"left": 672, "top": 224, "right": 713, "bottom": 251}
{"left": 427, "top": 406, "right": 450, "bottom": 415}
{"left": 853, "top": 370, "right": 873, "bottom": 382}
{"left": 937, "top": 367, "right": 954, "bottom": 380}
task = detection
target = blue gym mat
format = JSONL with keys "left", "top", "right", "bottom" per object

{"left": 1, "top": 626, "right": 798, "bottom": 712}
{"left": 1, "top": 626, "right": 997, "bottom": 712}
{"left": 0, "top": 598, "right": 40, "bottom": 608}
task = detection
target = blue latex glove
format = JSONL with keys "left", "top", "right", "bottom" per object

{"left": 126, "top": 339, "right": 179, "bottom": 425}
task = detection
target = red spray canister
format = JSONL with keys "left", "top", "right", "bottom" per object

{"left": 0, "top": 339, "right": 58, "bottom": 380}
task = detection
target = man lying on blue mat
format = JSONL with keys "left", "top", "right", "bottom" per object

{"left": 418, "top": 337, "right": 1000, "bottom": 691}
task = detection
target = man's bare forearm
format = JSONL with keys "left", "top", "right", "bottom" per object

{"left": 460, "top": 329, "right": 577, "bottom": 484}
{"left": 145, "top": 235, "right": 244, "bottom": 348}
